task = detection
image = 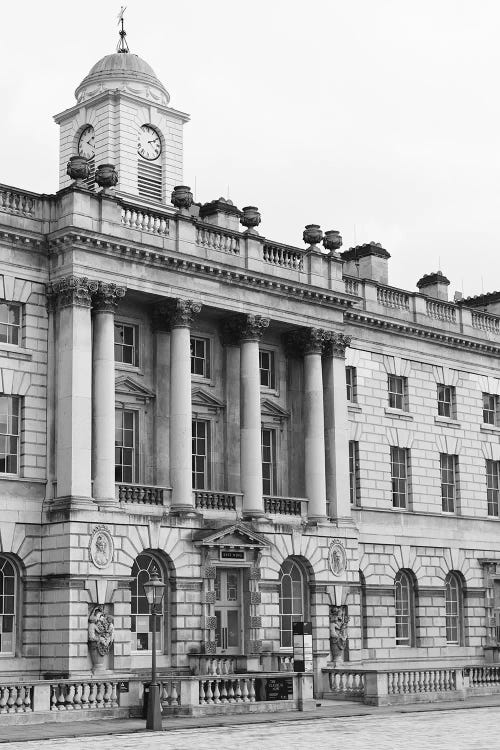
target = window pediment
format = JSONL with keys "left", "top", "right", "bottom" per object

{"left": 261, "top": 398, "right": 289, "bottom": 425}
{"left": 115, "top": 375, "right": 155, "bottom": 404}
{"left": 192, "top": 388, "right": 225, "bottom": 415}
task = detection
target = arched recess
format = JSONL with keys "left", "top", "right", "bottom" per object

{"left": 394, "top": 568, "right": 418, "bottom": 647}
{"left": 445, "top": 570, "right": 466, "bottom": 646}
{"left": 0, "top": 553, "right": 24, "bottom": 657}
{"left": 130, "top": 550, "right": 175, "bottom": 655}
{"left": 279, "top": 556, "right": 312, "bottom": 649}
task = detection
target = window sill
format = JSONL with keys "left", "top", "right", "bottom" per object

{"left": 0, "top": 343, "right": 32, "bottom": 361}
{"left": 191, "top": 374, "right": 216, "bottom": 388}
{"left": 348, "top": 403, "right": 362, "bottom": 414}
{"left": 115, "top": 362, "right": 142, "bottom": 375}
{"left": 434, "top": 416, "right": 460, "bottom": 429}
{"left": 384, "top": 407, "right": 413, "bottom": 421}
{"left": 481, "top": 424, "right": 500, "bottom": 435}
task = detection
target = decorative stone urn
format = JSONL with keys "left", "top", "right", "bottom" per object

{"left": 171, "top": 185, "right": 193, "bottom": 211}
{"left": 88, "top": 605, "right": 114, "bottom": 672}
{"left": 240, "top": 205, "right": 261, "bottom": 232}
{"left": 303, "top": 224, "right": 323, "bottom": 246}
{"left": 322, "top": 229, "right": 343, "bottom": 253}
{"left": 66, "top": 156, "right": 90, "bottom": 185}
{"left": 95, "top": 164, "right": 118, "bottom": 191}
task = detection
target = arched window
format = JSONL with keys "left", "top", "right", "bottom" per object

{"left": 0, "top": 556, "right": 16, "bottom": 654}
{"left": 131, "top": 554, "right": 167, "bottom": 652}
{"left": 445, "top": 572, "right": 463, "bottom": 645}
{"left": 279, "top": 558, "right": 308, "bottom": 648}
{"left": 394, "top": 570, "right": 415, "bottom": 646}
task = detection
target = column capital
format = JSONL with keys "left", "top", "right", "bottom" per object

{"left": 222, "top": 314, "right": 269, "bottom": 346}
{"left": 322, "top": 332, "right": 352, "bottom": 359}
{"left": 152, "top": 298, "right": 202, "bottom": 331}
{"left": 92, "top": 281, "right": 126, "bottom": 312}
{"left": 284, "top": 327, "right": 328, "bottom": 357}
{"left": 46, "top": 275, "right": 98, "bottom": 309}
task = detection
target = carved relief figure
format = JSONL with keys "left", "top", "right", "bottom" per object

{"left": 88, "top": 606, "right": 115, "bottom": 669}
{"left": 329, "top": 604, "right": 349, "bottom": 662}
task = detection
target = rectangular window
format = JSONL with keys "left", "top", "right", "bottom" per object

{"left": 192, "top": 419, "right": 210, "bottom": 489}
{"left": 0, "top": 302, "right": 21, "bottom": 346}
{"left": 115, "top": 409, "right": 138, "bottom": 483}
{"left": 388, "top": 375, "right": 407, "bottom": 410}
{"left": 440, "top": 454, "right": 458, "bottom": 513}
{"left": 349, "top": 440, "right": 360, "bottom": 506}
{"left": 437, "top": 384, "right": 455, "bottom": 418}
{"left": 346, "top": 366, "right": 356, "bottom": 403}
{"left": 259, "top": 350, "right": 276, "bottom": 390}
{"left": 391, "top": 446, "right": 409, "bottom": 509}
{"left": 486, "top": 459, "right": 500, "bottom": 517}
{"left": 114, "top": 323, "right": 138, "bottom": 366}
{"left": 190, "top": 336, "right": 211, "bottom": 379}
{"left": 483, "top": 393, "right": 498, "bottom": 426}
{"left": 0, "top": 396, "right": 20, "bottom": 475}
{"left": 261, "top": 428, "right": 277, "bottom": 495}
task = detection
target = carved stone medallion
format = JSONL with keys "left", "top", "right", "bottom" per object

{"left": 328, "top": 539, "right": 347, "bottom": 577}
{"left": 89, "top": 525, "right": 114, "bottom": 569}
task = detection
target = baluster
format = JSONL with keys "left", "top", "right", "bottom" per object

{"left": 103, "top": 682, "right": 113, "bottom": 706}
{"left": 50, "top": 685, "right": 58, "bottom": 711}
{"left": 81, "top": 683, "right": 90, "bottom": 709}
{"left": 66, "top": 683, "right": 75, "bottom": 709}
{"left": 227, "top": 679, "right": 235, "bottom": 703}
{"left": 402, "top": 672, "right": 408, "bottom": 694}
{"left": 160, "top": 681, "right": 168, "bottom": 704}
{"left": 248, "top": 678, "right": 256, "bottom": 703}
{"left": 110, "top": 682, "right": 118, "bottom": 708}
{"left": 199, "top": 680, "right": 206, "bottom": 705}
{"left": 205, "top": 680, "right": 214, "bottom": 704}
{"left": 234, "top": 679, "right": 242, "bottom": 703}
{"left": 171, "top": 682, "right": 179, "bottom": 706}
{"left": 96, "top": 682, "right": 105, "bottom": 708}
{"left": 7, "top": 686, "right": 16, "bottom": 713}
{"left": 220, "top": 680, "right": 228, "bottom": 703}
{"left": 57, "top": 684, "right": 66, "bottom": 710}
{"left": 23, "top": 686, "right": 32, "bottom": 712}
{"left": 241, "top": 679, "right": 250, "bottom": 703}
{"left": 213, "top": 679, "right": 221, "bottom": 704}
{"left": 73, "top": 683, "right": 82, "bottom": 709}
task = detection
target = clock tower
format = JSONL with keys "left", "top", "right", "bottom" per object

{"left": 54, "top": 43, "right": 189, "bottom": 204}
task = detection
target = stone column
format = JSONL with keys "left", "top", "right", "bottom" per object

{"left": 323, "top": 333, "right": 352, "bottom": 521}
{"left": 223, "top": 314, "right": 269, "bottom": 518}
{"left": 47, "top": 276, "right": 97, "bottom": 506}
{"left": 92, "top": 282, "right": 126, "bottom": 506}
{"left": 160, "top": 299, "right": 201, "bottom": 513}
{"left": 286, "top": 328, "right": 328, "bottom": 521}
{"left": 152, "top": 320, "right": 171, "bottom": 488}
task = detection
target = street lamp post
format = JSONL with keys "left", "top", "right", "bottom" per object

{"left": 143, "top": 567, "right": 165, "bottom": 731}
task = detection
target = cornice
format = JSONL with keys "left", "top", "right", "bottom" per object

{"left": 47, "top": 230, "right": 355, "bottom": 309}
{"left": 345, "top": 311, "right": 500, "bottom": 356}
{"left": 0, "top": 229, "right": 46, "bottom": 250}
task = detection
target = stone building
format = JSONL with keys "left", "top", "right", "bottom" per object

{"left": 1, "top": 39, "right": 500, "bottom": 719}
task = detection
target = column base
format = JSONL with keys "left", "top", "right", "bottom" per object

{"left": 94, "top": 498, "right": 123, "bottom": 512}
{"left": 242, "top": 509, "right": 267, "bottom": 521}
{"left": 50, "top": 495, "right": 95, "bottom": 512}
{"left": 170, "top": 504, "right": 201, "bottom": 517}
{"left": 306, "top": 515, "right": 328, "bottom": 527}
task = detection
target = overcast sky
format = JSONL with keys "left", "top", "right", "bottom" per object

{"left": 1, "top": 0, "right": 499, "bottom": 297}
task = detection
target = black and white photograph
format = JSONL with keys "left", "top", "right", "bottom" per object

{"left": 1, "top": 1, "right": 500, "bottom": 748}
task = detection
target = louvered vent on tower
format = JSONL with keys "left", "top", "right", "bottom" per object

{"left": 138, "top": 161, "right": 162, "bottom": 202}
{"left": 84, "top": 156, "right": 96, "bottom": 191}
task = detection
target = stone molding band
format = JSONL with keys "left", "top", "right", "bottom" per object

{"left": 47, "top": 276, "right": 126, "bottom": 310}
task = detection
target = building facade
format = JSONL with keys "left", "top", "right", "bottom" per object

{"left": 1, "top": 44, "right": 500, "bottom": 717}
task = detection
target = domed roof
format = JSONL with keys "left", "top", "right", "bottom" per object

{"left": 75, "top": 52, "right": 170, "bottom": 106}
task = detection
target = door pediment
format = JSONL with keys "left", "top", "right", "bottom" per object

{"left": 193, "top": 522, "right": 269, "bottom": 550}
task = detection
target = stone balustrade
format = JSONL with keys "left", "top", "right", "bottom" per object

{"left": 120, "top": 204, "right": 170, "bottom": 235}
{"left": 0, "top": 684, "right": 33, "bottom": 713}
{"left": 471, "top": 310, "right": 500, "bottom": 334}
{"left": 264, "top": 495, "right": 307, "bottom": 517}
{"left": 190, "top": 655, "right": 237, "bottom": 675}
{"left": 196, "top": 225, "right": 240, "bottom": 255}
{"left": 0, "top": 185, "right": 38, "bottom": 217}
{"left": 117, "top": 483, "right": 168, "bottom": 505}
{"left": 377, "top": 285, "right": 410, "bottom": 310}
{"left": 199, "top": 676, "right": 256, "bottom": 705}
{"left": 426, "top": 298, "right": 457, "bottom": 322}
{"left": 325, "top": 670, "right": 365, "bottom": 698}
{"left": 194, "top": 490, "right": 241, "bottom": 512}
{"left": 344, "top": 277, "right": 359, "bottom": 296}
{"left": 386, "top": 669, "right": 456, "bottom": 695}
{"left": 50, "top": 680, "right": 119, "bottom": 710}
{"left": 159, "top": 679, "right": 181, "bottom": 706}
{"left": 262, "top": 242, "right": 304, "bottom": 270}
{"left": 278, "top": 655, "right": 295, "bottom": 672}
{"left": 466, "top": 665, "right": 500, "bottom": 686}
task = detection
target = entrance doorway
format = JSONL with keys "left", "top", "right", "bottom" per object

{"left": 215, "top": 568, "right": 243, "bottom": 654}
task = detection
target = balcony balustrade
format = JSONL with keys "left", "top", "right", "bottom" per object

{"left": 117, "top": 483, "right": 168, "bottom": 505}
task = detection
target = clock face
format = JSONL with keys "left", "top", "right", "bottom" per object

{"left": 138, "top": 125, "right": 162, "bottom": 161}
{"left": 78, "top": 125, "right": 95, "bottom": 159}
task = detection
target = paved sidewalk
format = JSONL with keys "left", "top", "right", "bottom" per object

{"left": 2, "top": 694, "right": 500, "bottom": 744}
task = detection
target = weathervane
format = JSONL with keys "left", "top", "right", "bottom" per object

{"left": 117, "top": 6, "right": 129, "bottom": 53}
